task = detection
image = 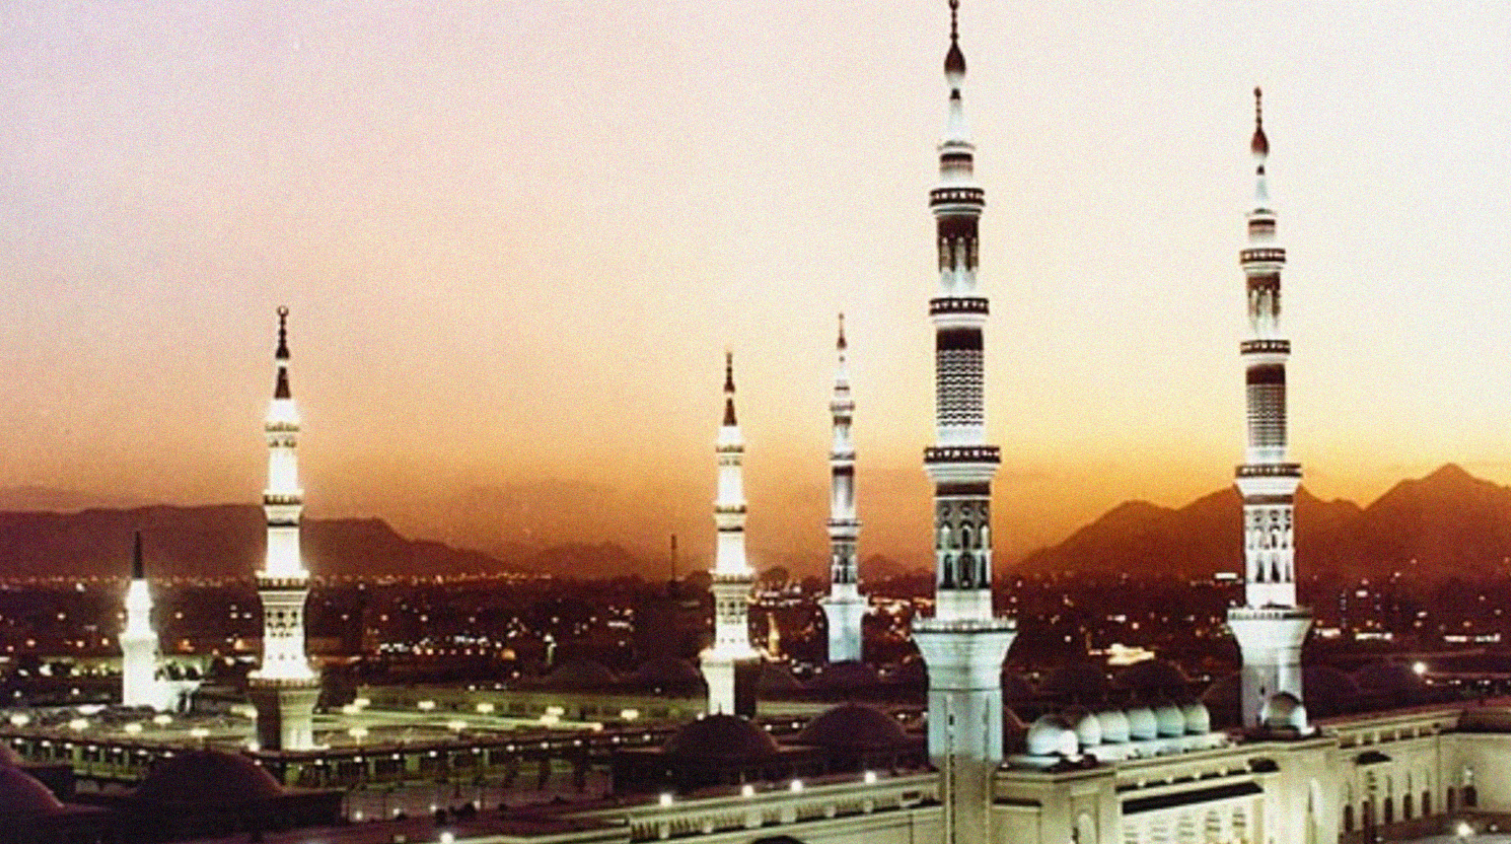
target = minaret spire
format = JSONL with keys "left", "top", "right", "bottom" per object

{"left": 910, "top": 4, "right": 1018, "bottom": 844}
{"left": 821, "top": 313, "right": 865, "bottom": 664}
{"left": 120, "top": 531, "right": 161, "bottom": 708}
{"left": 1225, "top": 89, "right": 1313, "bottom": 731}
{"left": 248, "top": 306, "right": 321, "bottom": 750}
{"left": 701, "top": 351, "right": 759, "bottom": 716}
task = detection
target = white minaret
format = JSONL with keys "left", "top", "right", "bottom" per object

{"left": 248, "top": 306, "right": 321, "bottom": 750}
{"left": 820, "top": 314, "right": 866, "bottom": 664}
{"left": 1226, "top": 89, "right": 1313, "bottom": 729}
{"left": 909, "top": 5, "right": 1017, "bottom": 843}
{"left": 120, "top": 531, "right": 161, "bottom": 709}
{"left": 700, "top": 352, "right": 760, "bottom": 716}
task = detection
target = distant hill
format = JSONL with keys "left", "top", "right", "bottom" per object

{"left": 1017, "top": 464, "right": 1511, "bottom": 582}
{"left": 0, "top": 505, "right": 519, "bottom": 581}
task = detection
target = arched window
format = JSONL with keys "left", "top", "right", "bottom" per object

{"left": 1464, "top": 785, "right": 1478, "bottom": 808}
{"left": 1342, "top": 804, "right": 1354, "bottom": 832}
{"left": 1422, "top": 791, "right": 1431, "bottom": 816}
{"left": 1403, "top": 794, "right": 1413, "bottom": 820}
{"left": 1383, "top": 796, "right": 1393, "bottom": 824}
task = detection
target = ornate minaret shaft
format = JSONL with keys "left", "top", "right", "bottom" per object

{"left": 700, "top": 353, "right": 759, "bottom": 716}
{"left": 120, "top": 531, "right": 160, "bottom": 709}
{"left": 910, "top": 5, "right": 1017, "bottom": 843}
{"left": 248, "top": 306, "right": 320, "bottom": 750}
{"left": 821, "top": 315, "right": 866, "bottom": 664}
{"left": 1226, "top": 89, "right": 1312, "bottom": 729}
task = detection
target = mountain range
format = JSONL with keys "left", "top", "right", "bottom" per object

{"left": 2, "top": 464, "right": 1511, "bottom": 582}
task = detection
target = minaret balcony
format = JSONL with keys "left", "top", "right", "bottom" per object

{"left": 1240, "top": 247, "right": 1286, "bottom": 265}
{"left": 1236, "top": 463, "right": 1300, "bottom": 478}
{"left": 1240, "top": 339, "right": 1290, "bottom": 355}
{"left": 929, "top": 297, "right": 989, "bottom": 316}
{"left": 930, "top": 186, "right": 985, "bottom": 208}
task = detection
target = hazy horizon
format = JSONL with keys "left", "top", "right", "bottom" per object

{"left": 3, "top": 3, "right": 1509, "bottom": 573}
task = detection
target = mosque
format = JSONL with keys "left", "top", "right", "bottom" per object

{"left": 5, "top": 2, "right": 1511, "bottom": 843}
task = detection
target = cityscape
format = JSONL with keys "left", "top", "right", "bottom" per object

{"left": 2, "top": 3, "right": 1511, "bottom": 844}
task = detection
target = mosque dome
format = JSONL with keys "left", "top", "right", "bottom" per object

{"left": 797, "top": 704, "right": 908, "bottom": 751}
{"left": 544, "top": 659, "right": 618, "bottom": 689}
{"left": 0, "top": 765, "right": 64, "bottom": 816}
{"left": 664, "top": 715, "right": 779, "bottom": 762}
{"left": 809, "top": 661, "right": 880, "bottom": 691}
{"left": 1261, "top": 692, "right": 1309, "bottom": 733}
{"left": 1126, "top": 706, "right": 1158, "bottom": 741}
{"left": 1114, "top": 660, "right": 1191, "bottom": 697}
{"left": 1181, "top": 701, "right": 1212, "bottom": 734}
{"left": 632, "top": 656, "right": 704, "bottom": 688}
{"left": 1154, "top": 702, "right": 1187, "bottom": 737}
{"left": 1065, "top": 708, "right": 1102, "bottom": 748}
{"left": 1026, "top": 714, "right": 1078, "bottom": 757}
{"left": 1039, "top": 664, "right": 1110, "bottom": 702}
{"left": 134, "top": 750, "right": 283, "bottom": 808}
{"left": 1095, "top": 708, "right": 1131, "bottom": 743}
{"left": 0, "top": 743, "right": 24, "bottom": 766}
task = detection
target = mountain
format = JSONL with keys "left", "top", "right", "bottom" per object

{"left": 0, "top": 505, "right": 520, "bottom": 581}
{"left": 1016, "top": 478, "right": 1377, "bottom": 580}
{"left": 1355, "top": 463, "right": 1511, "bottom": 578}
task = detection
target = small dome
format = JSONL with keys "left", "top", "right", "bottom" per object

{"left": 1126, "top": 706, "right": 1157, "bottom": 741}
{"left": 135, "top": 750, "right": 283, "bottom": 807}
{"left": 809, "top": 661, "right": 879, "bottom": 691}
{"left": 0, "top": 743, "right": 24, "bottom": 766}
{"left": 1039, "top": 664, "right": 1110, "bottom": 702}
{"left": 1261, "top": 692, "right": 1308, "bottom": 732}
{"left": 664, "top": 715, "right": 779, "bottom": 762}
{"left": 1026, "top": 714, "right": 1078, "bottom": 757}
{"left": 1182, "top": 701, "right": 1211, "bottom": 734}
{"left": 545, "top": 659, "right": 617, "bottom": 689}
{"left": 1001, "top": 671, "right": 1034, "bottom": 703}
{"left": 0, "top": 766, "right": 64, "bottom": 816}
{"left": 757, "top": 663, "right": 804, "bottom": 694}
{"left": 797, "top": 705, "right": 907, "bottom": 751}
{"left": 1114, "top": 660, "right": 1190, "bottom": 696}
{"left": 1066, "top": 708, "right": 1102, "bottom": 748}
{"left": 1154, "top": 703, "right": 1186, "bottom": 737}
{"left": 1096, "top": 708, "right": 1131, "bottom": 743}
{"left": 632, "top": 656, "right": 704, "bottom": 687}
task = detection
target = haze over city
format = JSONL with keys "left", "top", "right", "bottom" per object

{"left": 3, "top": 2, "right": 1509, "bottom": 571}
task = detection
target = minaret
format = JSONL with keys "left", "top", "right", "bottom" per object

{"left": 1225, "top": 89, "right": 1313, "bottom": 729}
{"left": 700, "top": 352, "right": 760, "bottom": 716}
{"left": 247, "top": 306, "right": 321, "bottom": 751}
{"left": 120, "top": 532, "right": 161, "bottom": 709}
{"left": 820, "top": 314, "right": 866, "bottom": 664}
{"left": 909, "top": 4, "right": 1017, "bottom": 843}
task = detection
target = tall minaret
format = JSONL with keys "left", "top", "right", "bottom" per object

{"left": 247, "top": 306, "right": 321, "bottom": 751}
{"left": 1225, "top": 89, "right": 1313, "bottom": 729}
{"left": 120, "top": 532, "right": 161, "bottom": 709}
{"left": 909, "top": 4, "right": 1017, "bottom": 844}
{"left": 820, "top": 314, "right": 866, "bottom": 664}
{"left": 700, "top": 353, "right": 760, "bottom": 716}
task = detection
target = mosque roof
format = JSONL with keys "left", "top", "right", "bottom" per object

{"left": 133, "top": 749, "right": 283, "bottom": 808}
{"left": 663, "top": 715, "right": 780, "bottom": 762}
{"left": 796, "top": 704, "right": 908, "bottom": 751}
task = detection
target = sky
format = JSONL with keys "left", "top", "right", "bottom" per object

{"left": 2, "top": 2, "right": 1509, "bottom": 573}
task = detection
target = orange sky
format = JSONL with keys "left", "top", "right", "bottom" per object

{"left": 2, "top": 3, "right": 1510, "bottom": 572}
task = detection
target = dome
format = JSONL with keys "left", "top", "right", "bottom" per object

{"left": 1038, "top": 664, "right": 1110, "bottom": 702}
{"left": 1114, "top": 660, "right": 1190, "bottom": 696}
{"left": 757, "top": 663, "right": 804, "bottom": 694}
{"left": 1065, "top": 708, "right": 1102, "bottom": 748}
{"left": 0, "top": 743, "right": 23, "bottom": 766}
{"left": 1304, "top": 666, "right": 1362, "bottom": 717}
{"left": 664, "top": 715, "right": 779, "bottom": 762}
{"left": 135, "top": 750, "right": 283, "bottom": 807}
{"left": 810, "top": 661, "right": 880, "bottom": 691}
{"left": 1154, "top": 702, "right": 1186, "bottom": 737}
{"left": 1182, "top": 701, "right": 1211, "bottom": 734}
{"left": 1096, "top": 708, "right": 1131, "bottom": 743}
{"left": 1025, "top": 715, "right": 1078, "bottom": 757}
{"left": 1261, "top": 692, "right": 1308, "bottom": 733}
{"left": 632, "top": 656, "right": 704, "bottom": 687}
{"left": 1000, "top": 671, "right": 1034, "bottom": 703}
{"left": 545, "top": 659, "right": 617, "bottom": 689}
{"left": 1352, "top": 661, "right": 1424, "bottom": 695}
{"left": 0, "top": 766, "right": 63, "bottom": 816}
{"left": 1126, "top": 706, "right": 1158, "bottom": 741}
{"left": 797, "top": 705, "right": 908, "bottom": 751}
